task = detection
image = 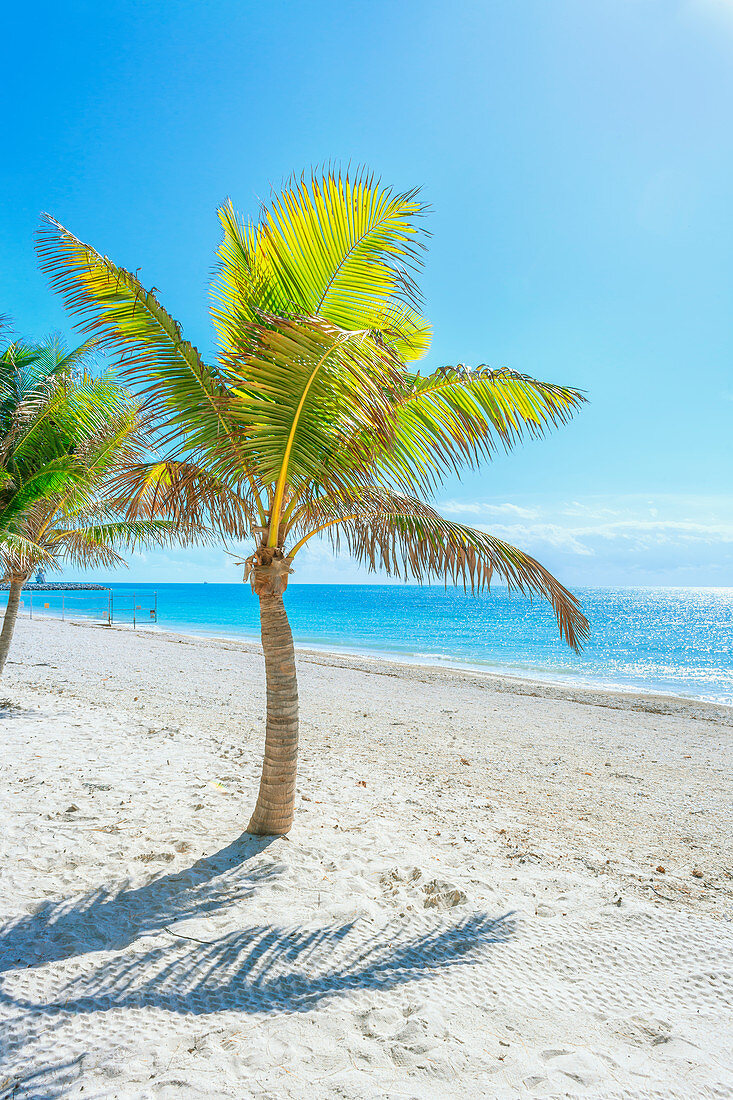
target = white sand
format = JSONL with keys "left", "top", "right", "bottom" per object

{"left": 1, "top": 614, "right": 732, "bottom": 1099}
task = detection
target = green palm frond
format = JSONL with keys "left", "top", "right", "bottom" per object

{"left": 0, "top": 337, "right": 133, "bottom": 544}
{"left": 0, "top": 458, "right": 82, "bottom": 537}
{"left": 378, "top": 366, "right": 586, "bottom": 494}
{"left": 0, "top": 336, "right": 98, "bottom": 417}
{"left": 36, "top": 216, "right": 235, "bottom": 453}
{"left": 6, "top": 373, "right": 129, "bottom": 479}
{"left": 230, "top": 316, "right": 402, "bottom": 511}
{"left": 0, "top": 340, "right": 58, "bottom": 419}
{"left": 212, "top": 170, "right": 432, "bottom": 362}
{"left": 16, "top": 335, "right": 99, "bottom": 390}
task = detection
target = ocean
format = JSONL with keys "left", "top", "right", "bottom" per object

{"left": 10, "top": 582, "right": 732, "bottom": 706}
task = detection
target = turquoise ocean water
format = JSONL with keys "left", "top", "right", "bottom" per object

{"left": 10, "top": 583, "right": 732, "bottom": 705}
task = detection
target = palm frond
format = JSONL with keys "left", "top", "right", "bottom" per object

{"left": 378, "top": 366, "right": 586, "bottom": 495}
{"left": 0, "top": 338, "right": 100, "bottom": 440}
{"left": 45, "top": 519, "right": 181, "bottom": 570}
{"left": 0, "top": 458, "right": 82, "bottom": 538}
{"left": 292, "top": 491, "right": 589, "bottom": 651}
{"left": 17, "top": 335, "right": 99, "bottom": 390}
{"left": 5, "top": 373, "right": 129, "bottom": 482}
{"left": 68, "top": 401, "right": 146, "bottom": 483}
{"left": 212, "top": 169, "right": 432, "bottom": 362}
{"left": 229, "top": 315, "right": 403, "bottom": 539}
{"left": 0, "top": 532, "right": 55, "bottom": 579}
{"left": 36, "top": 216, "right": 238, "bottom": 454}
{"left": 108, "top": 458, "right": 255, "bottom": 539}
{"left": 212, "top": 201, "right": 292, "bottom": 354}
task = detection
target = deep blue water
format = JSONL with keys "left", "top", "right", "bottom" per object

{"left": 9, "top": 583, "right": 732, "bottom": 705}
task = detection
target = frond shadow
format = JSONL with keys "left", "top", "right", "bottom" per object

{"left": 2, "top": 909, "right": 514, "bottom": 1020}
{"left": 0, "top": 835, "right": 513, "bottom": 1097}
{"left": 0, "top": 1057, "right": 83, "bottom": 1100}
{"left": 0, "top": 833, "right": 277, "bottom": 974}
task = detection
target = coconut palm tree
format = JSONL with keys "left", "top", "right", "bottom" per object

{"left": 0, "top": 340, "right": 178, "bottom": 672}
{"left": 38, "top": 169, "right": 589, "bottom": 836}
{"left": 0, "top": 334, "right": 115, "bottom": 539}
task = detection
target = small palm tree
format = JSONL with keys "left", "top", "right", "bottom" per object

{"left": 39, "top": 169, "right": 589, "bottom": 836}
{"left": 0, "top": 334, "right": 115, "bottom": 540}
{"left": 0, "top": 339, "right": 177, "bottom": 672}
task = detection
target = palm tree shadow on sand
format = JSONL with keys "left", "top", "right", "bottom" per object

{"left": 0, "top": 832, "right": 278, "bottom": 974}
{"left": 4, "top": 909, "right": 514, "bottom": 1019}
{"left": 0, "top": 833, "right": 514, "bottom": 1098}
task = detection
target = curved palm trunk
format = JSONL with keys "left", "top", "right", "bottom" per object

{"left": 0, "top": 576, "right": 25, "bottom": 675}
{"left": 247, "top": 592, "right": 299, "bottom": 835}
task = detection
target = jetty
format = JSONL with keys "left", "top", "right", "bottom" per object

{"left": 0, "top": 582, "right": 110, "bottom": 591}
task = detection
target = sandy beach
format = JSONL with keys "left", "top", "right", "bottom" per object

{"left": 1, "top": 614, "right": 732, "bottom": 1099}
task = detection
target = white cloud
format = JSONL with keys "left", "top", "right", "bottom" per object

{"left": 444, "top": 494, "right": 733, "bottom": 579}
{"left": 440, "top": 500, "right": 539, "bottom": 519}
{"left": 478, "top": 523, "right": 596, "bottom": 556}
{"left": 576, "top": 519, "right": 733, "bottom": 547}
{"left": 560, "top": 501, "right": 621, "bottom": 520}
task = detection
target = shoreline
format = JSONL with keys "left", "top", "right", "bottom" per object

{"left": 42, "top": 607, "right": 733, "bottom": 712}
{"left": 7, "top": 580, "right": 732, "bottom": 707}
{"left": 74, "top": 614, "right": 733, "bottom": 721}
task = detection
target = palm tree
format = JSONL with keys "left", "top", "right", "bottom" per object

{"left": 0, "top": 339, "right": 178, "bottom": 672}
{"left": 38, "top": 168, "right": 589, "bottom": 836}
{"left": 0, "top": 334, "right": 116, "bottom": 539}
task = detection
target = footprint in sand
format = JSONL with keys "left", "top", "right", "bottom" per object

{"left": 378, "top": 867, "right": 467, "bottom": 909}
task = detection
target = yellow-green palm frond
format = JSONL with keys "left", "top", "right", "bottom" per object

{"left": 228, "top": 315, "right": 404, "bottom": 537}
{"left": 212, "top": 201, "right": 292, "bottom": 350}
{"left": 212, "top": 169, "right": 432, "bottom": 362}
{"left": 36, "top": 216, "right": 236, "bottom": 456}
{"left": 378, "top": 366, "right": 586, "bottom": 495}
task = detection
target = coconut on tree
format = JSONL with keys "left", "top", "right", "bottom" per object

{"left": 38, "top": 168, "right": 589, "bottom": 836}
{"left": 0, "top": 335, "right": 180, "bottom": 672}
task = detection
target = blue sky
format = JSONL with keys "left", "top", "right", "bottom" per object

{"left": 3, "top": 0, "right": 731, "bottom": 586}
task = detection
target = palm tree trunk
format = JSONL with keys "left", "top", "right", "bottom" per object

{"left": 0, "top": 576, "right": 25, "bottom": 675}
{"left": 247, "top": 592, "right": 299, "bottom": 835}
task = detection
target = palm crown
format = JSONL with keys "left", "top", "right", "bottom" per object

{"left": 38, "top": 170, "right": 588, "bottom": 646}
{"left": 38, "top": 168, "right": 589, "bottom": 835}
